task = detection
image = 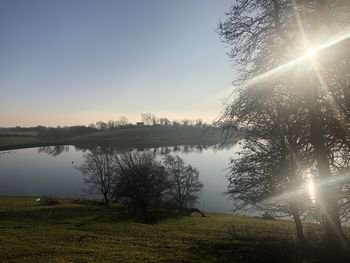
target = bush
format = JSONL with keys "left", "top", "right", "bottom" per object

{"left": 113, "top": 152, "right": 171, "bottom": 223}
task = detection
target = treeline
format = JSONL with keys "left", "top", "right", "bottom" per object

{"left": 0, "top": 113, "right": 215, "bottom": 136}
{"left": 77, "top": 147, "right": 204, "bottom": 223}
{"left": 139, "top": 113, "right": 210, "bottom": 127}
{"left": 88, "top": 113, "right": 213, "bottom": 131}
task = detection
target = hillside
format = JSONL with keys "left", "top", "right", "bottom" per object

{"left": 0, "top": 126, "right": 234, "bottom": 151}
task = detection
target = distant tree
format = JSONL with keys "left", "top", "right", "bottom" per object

{"left": 163, "top": 155, "right": 203, "bottom": 211}
{"left": 141, "top": 113, "right": 158, "bottom": 125}
{"left": 77, "top": 147, "right": 115, "bottom": 206}
{"left": 107, "top": 120, "right": 115, "bottom": 130}
{"left": 118, "top": 116, "right": 129, "bottom": 126}
{"left": 195, "top": 119, "right": 203, "bottom": 128}
{"left": 172, "top": 120, "right": 180, "bottom": 126}
{"left": 151, "top": 115, "right": 158, "bottom": 125}
{"left": 96, "top": 121, "right": 107, "bottom": 131}
{"left": 181, "top": 119, "right": 191, "bottom": 126}
{"left": 159, "top": 117, "right": 171, "bottom": 126}
{"left": 141, "top": 113, "right": 151, "bottom": 125}
{"left": 113, "top": 152, "right": 171, "bottom": 223}
{"left": 88, "top": 123, "right": 97, "bottom": 129}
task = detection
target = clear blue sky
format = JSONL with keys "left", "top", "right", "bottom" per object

{"left": 0, "top": 0, "right": 233, "bottom": 127}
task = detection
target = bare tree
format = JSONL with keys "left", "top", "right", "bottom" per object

{"left": 195, "top": 119, "right": 203, "bottom": 128}
{"left": 107, "top": 120, "right": 115, "bottom": 130}
{"left": 218, "top": 0, "right": 350, "bottom": 248}
{"left": 163, "top": 155, "right": 203, "bottom": 211}
{"left": 113, "top": 152, "right": 171, "bottom": 223}
{"left": 118, "top": 116, "right": 129, "bottom": 126}
{"left": 172, "top": 120, "right": 180, "bottom": 126}
{"left": 77, "top": 147, "right": 115, "bottom": 206}
{"left": 181, "top": 119, "right": 191, "bottom": 126}
{"left": 96, "top": 121, "right": 107, "bottom": 131}
{"left": 159, "top": 117, "right": 171, "bottom": 126}
{"left": 141, "top": 113, "right": 158, "bottom": 125}
{"left": 88, "top": 123, "right": 96, "bottom": 129}
{"left": 226, "top": 96, "right": 311, "bottom": 245}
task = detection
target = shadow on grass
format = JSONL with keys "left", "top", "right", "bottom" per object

{"left": 186, "top": 238, "right": 350, "bottom": 263}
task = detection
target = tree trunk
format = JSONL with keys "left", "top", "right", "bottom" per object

{"left": 103, "top": 193, "right": 110, "bottom": 208}
{"left": 294, "top": 0, "right": 349, "bottom": 251}
{"left": 285, "top": 142, "right": 306, "bottom": 246}
{"left": 308, "top": 79, "right": 348, "bottom": 250}
{"left": 290, "top": 204, "right": 306, "bottom": 246}
{"left": 310, "top": 117, "right": 348, "bottom": 249}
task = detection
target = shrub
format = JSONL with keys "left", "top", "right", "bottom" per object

{"left": 113, "top": 152, "right": 171, "bottom": 223}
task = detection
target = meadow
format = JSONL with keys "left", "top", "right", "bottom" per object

{"left": 0, "top": 197, "right": 349, "bottom": 263}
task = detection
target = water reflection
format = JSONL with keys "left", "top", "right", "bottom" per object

{"left": 38, "top": 145, "right": 70, "bottom": 157}
{"left": 0, "top": 143, "right": 239, "bottom": 212}
{"left": 37, "top": 143, "right": 237, "bottom": 157}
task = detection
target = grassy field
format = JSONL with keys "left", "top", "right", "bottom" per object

{"left": 0, "top": 126, "right": 232, "bottom": 151}
{"left": 0, "top": 136, "right": 41, "bottom": 147}
{"left": 0, "top": 131, "right": 39, "bottom": 136}
{"left": 1, "top": 197, "right": 349, "bottom": 262}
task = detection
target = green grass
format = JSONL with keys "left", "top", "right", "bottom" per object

{"left": 0, "top": 131, "right": 39, "bottom": 136}
{"left": 1, "top": 197, "right": 349, "bottom": 262}
{"left": 0, "top": 126, "right": 233, "bottom": 151}
{"left": 0, "top": 136, "right": 41, "bottom": 147}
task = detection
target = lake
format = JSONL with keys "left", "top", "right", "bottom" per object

{"left": 0, "top": 144, "right": 239, "bottom": 212}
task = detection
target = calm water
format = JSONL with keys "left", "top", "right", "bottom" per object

{"left": 0, "top": 144, "right": 239, "bottom": 212}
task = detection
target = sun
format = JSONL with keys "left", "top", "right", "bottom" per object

{"left": 305, "top": 48, "right": 317, "bottom": 58}
{"left": 305, "top": 173, "right": 317, "bottom": 203}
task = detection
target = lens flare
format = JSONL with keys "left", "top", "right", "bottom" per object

{"left": 305, "top": 48, "right": 317, "bottom": 58}
{"left": 236, "top": 30, "right": 350, "bottom": 89}
{"left": 263, "top": 174, "right": 350, "bottom": 206}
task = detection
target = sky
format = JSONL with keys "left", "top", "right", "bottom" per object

{"left": 0, "top": 0, "right": 234, "bottom": 127}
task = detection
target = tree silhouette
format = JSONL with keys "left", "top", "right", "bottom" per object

{"left": 163, "top": 155, "right": 203, "bottom": 211}
{"left": 218, "top": 0, "right": 350, "bottom": 248}
{"left": 77, "top": 147, "right": 115, "bottom": 207}
{"left": 113, "top": 152, "right": 171, "bottom": 223}
{"left": 226, "top": 93, "right": 311, "bottom": 245}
